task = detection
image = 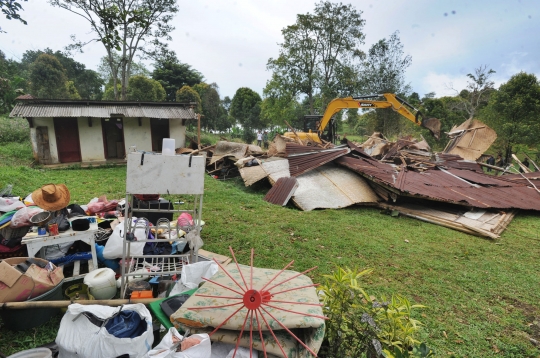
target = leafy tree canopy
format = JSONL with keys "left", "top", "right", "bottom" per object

{"left": 1, "top": 0, "right": 28, "bottom": 32}
{"left": 230, "top": 87, "right": 262, "bottom": 143}
{"left": 483, "top": 72, "right": 540, "bottom": 162}
{"left": 127, "top": 75, "right": 166, "bottom": 102}
{"left": 152, "top": 50, "right": 203, "bottom": 102}
{"left": 29, "top": 54, "right": 70, "bottom": 99}
{"left": 176, "top": 85, "right": 202, "bottom": 113}
{"left": 267, "top": 1, "right": 365, "bottom": 114}
{"left": 22, "top": 48, "right": 103, "bottom": 99}
{"left": 50, "top": 0, "right": 179, "bottom": 100}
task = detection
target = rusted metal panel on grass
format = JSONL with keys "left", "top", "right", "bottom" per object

{"left": 264, "top": 177, "right": 299, "bottom": 206}
{"left": 291, "top": 164, "right": 378, "bottom": 211}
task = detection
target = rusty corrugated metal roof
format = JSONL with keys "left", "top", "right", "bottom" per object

{"left": 285, "top": 142, "right": 335, "bottom": 155}
{"left": 336, "top": 155, "right": 540, "bottom": 210}
{"left": 289, "top": 148, "right": 350, "bottom": 177}
{"left": 9, "top": 101, "right": 196, "bottom": 119}
{"left": 264, "top": 177, "right": 299, "bottom": 206}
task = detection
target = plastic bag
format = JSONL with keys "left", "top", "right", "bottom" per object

{"left": 56, "top": 303, "right": 153, "bottom": 358}
{"left": 145, "top": 327, "right": 210, "bottom": 358}
{"left": 103, "top": 218, "right": 147, "bottom": 259}
{"left": 210, "top": 342, "right": 257, "bottom": 358}
{"left": 10, "top": 206, "right": 43, "bottom": 228}
{"left": 48, "top": 214, "right": 70, "bottom": 232}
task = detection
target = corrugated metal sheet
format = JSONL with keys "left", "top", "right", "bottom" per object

{"left": 10, "top": 102, "right": 195, "bottom": 119}
{"left": 264, "top": 177, "right": 299, "bottom": 206}
{"left": 336, "top": 155, "right": 540, "bottom": 211}
{"left": 288, "top": 148, "right": 350, "bottom": 176}
{"left": 291, "top": 164, "right": 379, "bottom": 211}
{"left": 285, "top": 142, "right": 333, "bottom": 155}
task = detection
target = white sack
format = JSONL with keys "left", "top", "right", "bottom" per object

{"left": 210, "top": 342, "right": 257, "bottom": 358}
{"left": 104, "top": 218, "right": 147, "bottom": 259}
{"left": 145, "top": 327, "right": 211, "bottom": 358}
{"left": 56, "top": 303, "right": 153, "bottom": 358}
{"left": 169, "top": 261, "right": 218, "bottom": 296}
{"left": 10, "top": 206, "right": 43, "bottom": 228}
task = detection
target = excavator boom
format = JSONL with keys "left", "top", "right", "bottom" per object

{"left": 284, "top": 93, "right": 441, "bottom": 144}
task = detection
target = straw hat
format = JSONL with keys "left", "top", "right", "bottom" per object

{"left": 32, "top": 184, "right": 71, "bottom": 211}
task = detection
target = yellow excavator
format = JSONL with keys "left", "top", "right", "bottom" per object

{"left": 284, "top": 93, "right": 441, "bottom": 144}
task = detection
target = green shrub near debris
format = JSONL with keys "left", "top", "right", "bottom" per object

{"left": 318, "top": 266, "right": 434, "bottom": 357}
{"left": 0, "top": 116, "right": 30, "bottom": 144}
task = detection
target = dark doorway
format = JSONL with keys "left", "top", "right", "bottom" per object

{"left": 150, "top": 118, "right": 170, "bottom": 152}
{"left": 53, "top": 118, "right": 81, "bottom": 163}
{"left": 101, "top": 118, "right": 125, "bottom": 159}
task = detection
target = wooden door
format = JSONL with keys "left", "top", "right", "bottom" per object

{"left": 53, "top": 118, "right": 81, "bottom": 163}
{"left": 101, "top": 118, "right": 125, "bottom": 159}
{"left": 150, "top": 118, "right": 170, "bottom": 152}
{"left": 36, "top": 126, "right": 52, "bottom": 164}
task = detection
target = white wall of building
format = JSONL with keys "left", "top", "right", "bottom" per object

{"left": 30, "top": 116, "right": 187, "bottom": 164}
{"left": 169, "top": 119, "right": 186, "bottom": 148}
{"left": 123, "top": 117, "right": 152, "bottom": 152}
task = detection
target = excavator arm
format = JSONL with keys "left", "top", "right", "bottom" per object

{"left": 316, "top": 93, "right": 440, "bottom": 139}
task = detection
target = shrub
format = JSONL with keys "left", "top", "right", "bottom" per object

{"left": 0, "top": 117, "right": 30, "bottom": 144}
{"left": 318, "top": 266, "right": 433, "bottom": 357}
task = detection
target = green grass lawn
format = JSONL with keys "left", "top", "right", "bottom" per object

{"left": 1, "top": 153, "right": 540, "bottom": 356}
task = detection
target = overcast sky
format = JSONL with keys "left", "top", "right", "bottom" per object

{"left": 2, "top": 0, "right": 539, "bottom": 100}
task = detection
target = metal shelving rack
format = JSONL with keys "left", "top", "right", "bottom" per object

{"left": 120, "top": 148, "right": 206, "bottom": 297}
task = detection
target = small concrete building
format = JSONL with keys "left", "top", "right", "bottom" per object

{"left": 9, "top": 97, "right": 196, "bottom": 165}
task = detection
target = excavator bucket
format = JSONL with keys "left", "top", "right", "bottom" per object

{"left": 421, "top": 117, "right": 441, "bottom": 139}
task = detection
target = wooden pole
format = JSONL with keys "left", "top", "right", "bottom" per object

{"left": 476, "top": 162, "right": 506, "bottom": 172}
{"left": 0, "top": 298, "right": 160, "bottom": 310}
{"left": 524, "top": 153, "right": 540, "bottom": 172}
{"left": 197, "top": 113, "right": 201, "bottom": 150}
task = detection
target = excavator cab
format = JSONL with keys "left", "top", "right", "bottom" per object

{"left": 304, "top": 115, "right": 337, "bottom": 144}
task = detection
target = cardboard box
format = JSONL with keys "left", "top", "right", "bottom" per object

{"left": 0, "top": 257, "right": 64, "bottom": 303}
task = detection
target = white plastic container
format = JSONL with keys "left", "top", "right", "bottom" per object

{"left": 162, "top": 138, "right": 175, "bottom": 156}
{"left": 84, "top": 268, "right": 117, "bottom": 299}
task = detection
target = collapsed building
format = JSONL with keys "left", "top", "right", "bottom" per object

{"left": 192, "top": 120, "right": 539, "bottom": 239}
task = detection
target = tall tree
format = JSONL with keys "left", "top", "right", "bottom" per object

{"left": 0, "top": 50, "right": 26, "bottom": 113}
{"left": 22, "top": 48, "right": 103, "bottom": 99}
{"left": 50, "top": 0, "right": 179, "bottom": 100}
{"left": 127, "top": 75, "right": 166, "bottom": 101}
{"left": 97, "top": 52, "right": 149, "bottom": 91}
{"left": 484, "top": 72, "right": 540, "bottom": 163}
{"left": 152, "top": 50, "right": 203, "bottom": 101}
{"left": 360, "top": 31, "right": 412, "bottom": 136}
{"left": 230, "top": 87, "right": 262, "bottom": 143}
{"left": 267, "top": 1, "right": 365, "bottom": 114}
{"left": 29, "top": 54, "right": 69, "bottom": 99}
{"left": 261, "top": 74, "right": 304, "bottom": 128}
{"left": 193, "top": 82, "right": 222, "bottom": 131}
{"left": 1, "top": 0, "right": 27, "bottom": 32}
{"left": 176, "top": 85, "right": 201, "bottom": 113}
{"left": 449, "top": 65, "right": 496, "bottom": 119}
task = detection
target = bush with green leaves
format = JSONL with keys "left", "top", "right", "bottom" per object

{"left": 318, "top": 266, "right": 433, "bottom": 358}
{"left": 0, "top": 117, "right": 29, "bottom": 144}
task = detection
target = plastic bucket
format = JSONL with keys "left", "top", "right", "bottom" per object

{"left": 7, "top": 348, "right": 52, "bottom": 358}
{"left": 162, "top": 138, "right": 175, "bottom": 156}
{"left": 0, "top": 280, "right": 64, "bottom": 331}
